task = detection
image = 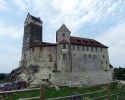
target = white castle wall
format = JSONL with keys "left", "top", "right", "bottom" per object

{"left": 71, "top": 45, "right": 110, "bottom": 72}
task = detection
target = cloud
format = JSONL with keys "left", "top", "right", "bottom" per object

{"left": 24, "top": 0, "right": 124, "bottom": 36}
{"left": 0, "top": 22, "right": 23, "bottom": 73}
{"left": 10, "top": 0, "right": 124, "bottom": 35}
{"left": 13, "top": 0, "right": 29, "bottom": 11}
{"left": 0, "top": 0, "right": 7, "bottom": 11}
{"left": 0, "top": 51, "right": 21, "bottom": 73}
{"left": 96, "top": 20, "right": 125, "bottom": 67}
{"left": 0, "top": 22, "right": 23, "bottom": 39}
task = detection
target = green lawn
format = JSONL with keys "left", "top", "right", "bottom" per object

{"left": 1, "top": 83, "right": 125, "bottom": 100}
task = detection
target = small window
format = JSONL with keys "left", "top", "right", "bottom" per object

{"left": 82, "top": 46, "right": 84, "bottom": 51}
{"left": 63, "top": 54, "right": 66, "bottom": 60}
{"left": 87, "top": 46, "right": 89, "bottom": 51}
{"left": 96, "top": 47, "right": 97, "bottom": 52}
{"left": 91, "top": 47, "right": 93, "bottom": 52}
{"left": 103, "top": 55, "right": 105, "bottom": 58}
{"left": 32, "top": 48, "right": 34, "bottom": 52}
{"left": 62, "top": 33, "right": 65, "bottom": 37}
{"left": 72, "top": 45, "right": 75, "bottom": 50}
{"left": 77, "top": 39, "right": 81, "bottom": 43}
{"left": 101, "top": 48, "right": 102, "bottom": 52}
{"left": 84, "top": 54, "right": 86, "bottom": 59}
{"left": 93, "top": 55, "right": 97, "bottom": 59}
{"left": 49, "top": 74, "right": 51, "bottom": 79}
{"left": 106, "top": 61, "right": 108, "bottom": 64}
{"left": 49, "top": 54, "right": 52, "bottom": 62}
{"left": 89, "top": 54, "right": 91, "bottom": 59}
{"left": 77, "top": 45, "right": 79, "bottom": 50}
{"left": 102, "top": 61, "right": 103, "bottom": 64}
{"left": 63, "top": 44, "right": 66, "bottom": 49}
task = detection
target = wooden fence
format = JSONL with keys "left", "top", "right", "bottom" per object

{"left": 0, "top": 86, "right": 45, "bottom": 100}
{"left": 0, "top": 87, "right": 125, "bottom": 100}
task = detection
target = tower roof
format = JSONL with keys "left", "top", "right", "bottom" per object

{"left": 26, "top": 13, "right": 42, "bottom": 23}
{"left": 57, "top": 24, "right": 71, "bottom": 33}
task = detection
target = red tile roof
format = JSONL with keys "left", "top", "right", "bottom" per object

{"left": 30, "top": 36, "right": 108, "bottom": 48}
{"left": 70, "top": 36, "right": 108, "bottom": 48}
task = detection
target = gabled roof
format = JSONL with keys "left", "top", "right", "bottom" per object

{"left": 70, "top": 36, "right": 108, "bottom": 48}
{"left": 57, "top": 24, "right": 71, "bottom": 33}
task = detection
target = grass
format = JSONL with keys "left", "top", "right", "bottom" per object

{"left": 1, "top": 83, "right": 125, "bottom": 100}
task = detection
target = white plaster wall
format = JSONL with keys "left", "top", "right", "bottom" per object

{"left": 71, "top": 45, "right": 104, "bottom": 72}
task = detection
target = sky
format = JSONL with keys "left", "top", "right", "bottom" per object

{"left": 0, "top": 0, "right": 125, "bottom": 73}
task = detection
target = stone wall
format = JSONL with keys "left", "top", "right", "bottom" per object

{"left": 51, "top": 71, "right": 113, "bottom": 86}
{"left": 18, "top": 46, "right": 57, "bottom": 86}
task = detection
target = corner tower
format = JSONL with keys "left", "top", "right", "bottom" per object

{"left": 22, "top": 13, "right": 42, "bottom": 53}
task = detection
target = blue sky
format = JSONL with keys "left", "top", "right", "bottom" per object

{"left": 0, "top": 0, "right": 125, "bottom": 73}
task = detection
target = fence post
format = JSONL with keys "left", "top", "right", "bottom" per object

{"left": 9, "top": 93, "right": 14, "bottom": 100}
{"left": 107, "top": 86, "right": 110, "bottom": 100}
{"left": 117, "top": 93, "right": 120, "bottom": 100}
{"left": 40, "top": 85, "right": 45, "bottom": 100}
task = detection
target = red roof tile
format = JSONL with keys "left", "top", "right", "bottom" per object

{"left": 70, "top": 36, "right": 108, "bottom": 48}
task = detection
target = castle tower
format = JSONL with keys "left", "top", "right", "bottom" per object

{"left": 21, "top": 13, "right": 42, "bottom": 67}
{"left": 56, "top": 24, "right": 72, "bottom": 72}
{"left": 22, "top": 13, "right": 42, "bottom": 53}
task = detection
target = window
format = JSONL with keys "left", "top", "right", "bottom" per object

{"left": 82, "top": 46, "right": 84, "bottom": 51}
{"left": 91, "top": 47, "right": 93, "bottom": 52}
{"left": 62, "top": 33, "right": 65, "bottom": 37}
{"left": 49, "top": 54, "right": 52, "bottom": 62}
{"left": 84, "top": 54, "right": 86, "bottom": 59}
{"left": 93, "top": 55, "right": 97, "bottom": 59}
{"left": 77, "top": 39, "right": 81, "bottom": 43}
{"left": 102, "top": 61, "right": 103, "bottom": 64}
{"left": 101, "top": 48, "right": 102, "bottom": 52}
{"left": 63, "top": 54, "right": 66, "bottom": 60}
{"left": 87, "top": 46, "right": 89, "bottom": 51}
{"left": 89, "top": 54, "right": 91, "bottom": 59}
{"left": 63, "top": 44, "right": 66, "bottom": 49}
{"left": 103, "top": 55, "right": 105, "bottom": 58}
{"left": 32, "top": 48, "right": 34, "bottom": 52}
{"left": 106, "top": 61, "right": 108, "bottom": 64}
{"left": 96, "top": 47, "right": 98, "bottom": 52}
{"left": 72, "top": 45, "right": 75, "bottom": 50}
{"left": 49, "top": 74, "right": 51, "bottom": 79}
{"left": 77, "top": 45, "right": 79, "bottom": 50}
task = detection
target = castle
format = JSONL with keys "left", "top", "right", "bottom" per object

{"left": 17, "top": 13, "right": 113, "bottom": 86}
